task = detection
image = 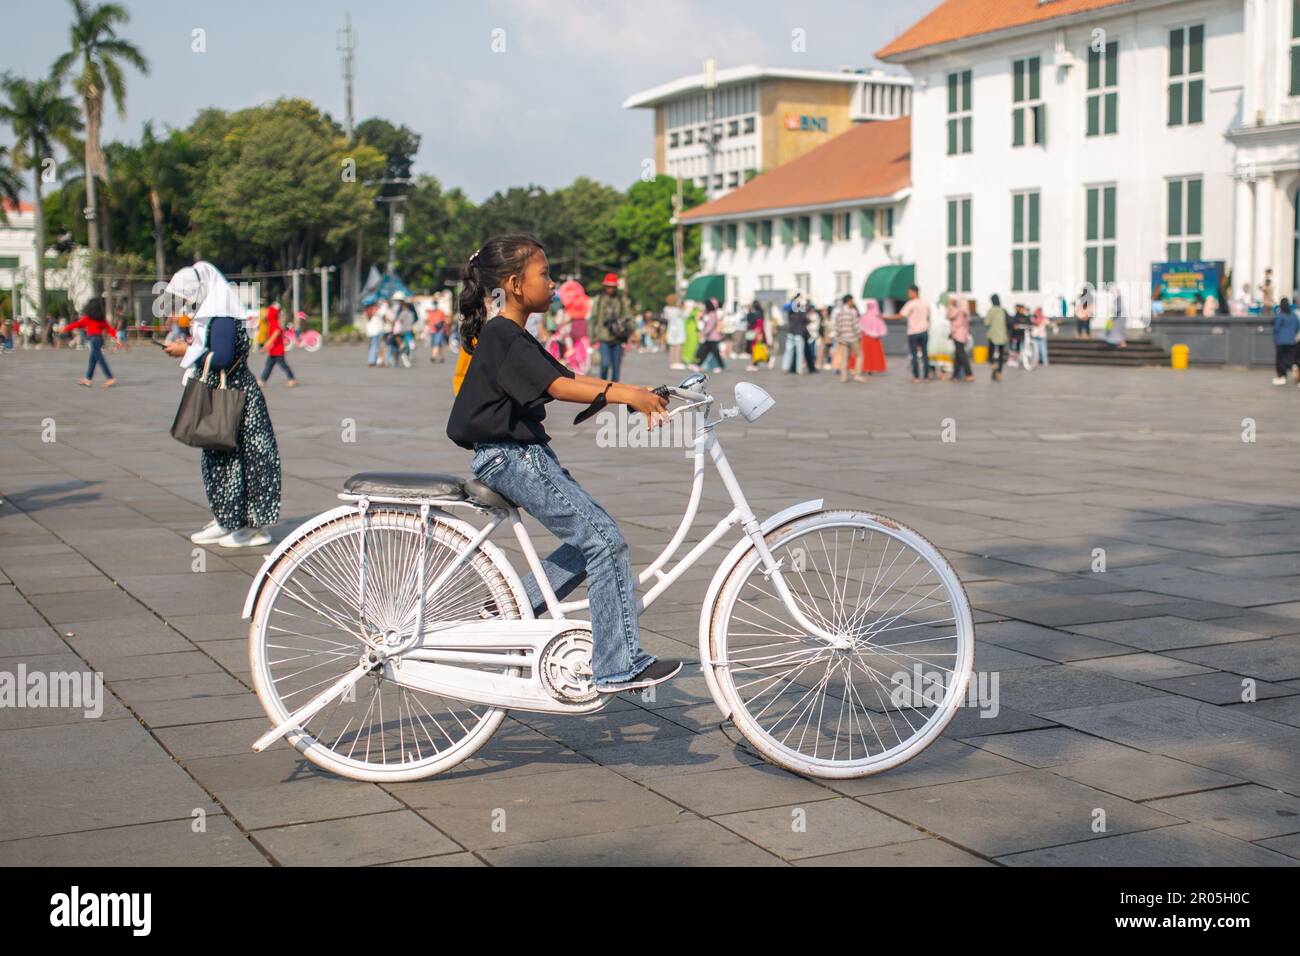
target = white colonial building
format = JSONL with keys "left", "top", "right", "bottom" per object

{"left": 1, "top": 199, "right": 91, "bottom": 320}
{"left": 679, "top": 117, "right": 914, "bottom": 311}
{"left": 877, "top": 0, "right": 1300, "bottom": 311}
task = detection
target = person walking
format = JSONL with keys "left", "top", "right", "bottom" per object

{"left": 1030, "top": 307, "right": 1051, "bottom": 366}
{"left": 259, "top": 302, "right": 298, "bottom": 387}
{"left": 1272, "top": 297, "right": 1298, "bottom": 385}
{"left": 984, "top": 293, "right": 1010, "bottom": 381}
{"left": 857, "top": 298, "right": 888, "bottom": 375}
{"left": 1075, "top": 287, "right": 1093, "bottom": 338}
{"left": 947, "top": 295, "right": 974, "bottom": 382}
{"left": 427, "top": 302, "right": 449, "bottom": 363}
{"left": 743, "top": 300, "right": 766, "bottom": 371}
{"left": 832, "top": 294, "right": 863, "bottom": 383}
{"left": 65, "top": 297, "right": 117, "bottom": 388}
{"left": 365, "top": 307, "right": 384, "bottom": 366}
{"left": 663, "top": 293, "right": 686, "bottom": 369}
{"left": 591, "top": 272, "right": 633, "bottom": 382}
{"left": 900, "top": 284, "right": 931, "bottom": 383}
{"left": 696, "top": 297, "right": 727, "bottom": 372}
{"left": 783, "top": 293, "right": 810, "bottom": 374}
{"left": 160, "top": 262, "right": 281, "bottom": 548}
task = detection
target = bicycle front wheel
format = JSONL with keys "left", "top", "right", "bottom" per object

{"left": 248, "top": 508, "right": 521, "bottom": 781}
{"left": 708, "top": 510, "right": 975, "bottom": 779}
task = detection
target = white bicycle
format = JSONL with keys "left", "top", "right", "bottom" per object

{"left": 243, "top": 373, "right": 976, "bottom": 781}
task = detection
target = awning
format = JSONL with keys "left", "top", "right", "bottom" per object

{"left": 685, "top": 274, "right": 725, "bottom": 303}
{"left": 862, "top": 264, "right": 914, "bottom": 302}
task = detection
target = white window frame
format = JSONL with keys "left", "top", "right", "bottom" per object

{"left": 794, "top": 273, "right": 811, "bottom": 295}
{"left": 946, "top": 70, "right": 973, "bottom": 155}
{"left": 946, "top": 196, "right": 972, "bottom": 295}
{"left": 1168, "top": 23, "right": 1205, "bottom": 127}
{"left": 1012, "top": 56, "right": 1045, "bottom": 147}
{"left": 1011, "top": 190, "right": 1040, "bottom": 292}
{"left": 1166, "top": 175, "right": 1203, "bottom": 261}
{"left": 1086, "top": 39, "right": 1119, "bottom": 137}
{"left": 1084, "top": 183, "right": 1118, "bottom": 288}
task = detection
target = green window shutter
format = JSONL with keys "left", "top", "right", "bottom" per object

{"left": 1187, "top": 241, "right": 1202, "bottom": 260}
{"left": 711, "top": 225, "right": 724, "bottom": 250}
{"left": 1170, "top": 28, "right": 1184, "bottom": 76}
{"left": 0, "top": 255, "right": 18, "bottom": 268}
{"left": 761, "top": 220, "right": 772, "bottom": 246}
{"left": 727, "top": 224, "right": 737, "bottom": 249}
{"left": 1189, "top": 24, "right": 1204, "bottom": 73}
{"left": 1028, "top": 248, "right": 1040, "bottom": 291}
{"left": 1102, "top": 246, "right": 1116, "bottom": 283}
{"left": 1292, "top": 46, "right": 1300, "bottom": 96}
{"left": 948, "top": 73, "right": 958, "bottom": 113}
{"left": 1012, "top": 249, "right": 1024, "bottom": 291}
{"left": 1103, "top": 186, "right": 1117, "bottom": 240}
{"left": 1013, "top": 59, "right": 1025, "bottom": 103}
{"left": 1013, "top": 193, "right": 1024, "bottom": 244}
{"left": 819, "top": 214, "right": 833, "bottom": 242}
{"left": 1167, "top": 242, "right": 1182, "bottom": 261}
{"left": 1086, "top": 187, "right": 1099, "bottom": 242}
{"left": 1105, "top": 42, "right": 1118, "bottom": 86}
{"left": 1104, "top": 92, "right": 1118, "bottom": 134}
{"left": 1087, "top": 47, "right": 1101, "bottom": 90}
{"left": 1028, "top": 192, "right": 1040, "bottom": 243}
{"left": 947, "top": 200, "right": 957, "bottom": 247}
{"left": 1033, "top": 104, "right": 1046, "bottom": 145}
{"left": 1013, "top": 107, "right": 1025, "bottom": 146}
{"left": 860, "top": 208, "right": 876, "bottom": 238}
{"left": 744, "top": 222, "right": 756, "bottom": 248}
{"left": 1294, "top": 0, "right": 1300, "bottom": 38}
{"left": 962, "top": 71, "right": 972, "bottom": 111}
{"left": 1168, "top": 179, "right": 1183, "bottom": 237}
{"left": 1029, "top": 57, "right": 1041, "bottom": 100}
{"left": 781, "top": 218, "right": 794, "bottom": 244}
{"left": 1169, "top": 81, "right": 1183, "bottom": 125}
{"left": 798, "top": 217, "right": 810, "bottom": 243}
{"left": 947, "top": 253, "right": 957, "bottom": 293}
{"left": 1085, "top": 247, "right": 1099, "bottom": 288}
{"left": 947, "top": 118, "right": 958, "bottom": 155}
{"left": 962, "top": 115, "right": 972, "bottom": 152}
{"left": 1187, "top": 178, "right": 1202, "bottom": 235}
{"left": 1188, "top": 79, "right": 1204, "bottom": 123}
{"left": 961, "top": 198, "right": 971, "bottom": 245}
{"left": 1087, "top": 95, "right": 1100, "bottom": 136}
{"left": 885, "top": 207, "right": 894, "bottom": 235}
{"left": 962, "top": 252, "right": 972, "bottom": 291}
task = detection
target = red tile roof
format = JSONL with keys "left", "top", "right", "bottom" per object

{"left": 877, "top": 0, "right": 1136, "bottom": 59}
{"left": 680, "top": 117, "right": 910, "bottom": 222}
{"left": 1, "top": 198, "right": 34, "bottom": 215}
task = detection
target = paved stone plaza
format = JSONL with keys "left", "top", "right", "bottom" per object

{"left": 3, "top": 343, "right": 1300, "bottom": 866}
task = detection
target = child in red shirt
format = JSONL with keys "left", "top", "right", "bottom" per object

{"left": 65, "top": 297, "right": 116, "bottom": 387}
{"left": 259, "top": 304, "right": 298, "bottom": 387}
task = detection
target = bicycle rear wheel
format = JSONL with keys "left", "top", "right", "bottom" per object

{"left": 248, "top": 508, "right": 521, "bottom": 781}
{"left": 708, "top": 510, "right": 975, "bottom": 779}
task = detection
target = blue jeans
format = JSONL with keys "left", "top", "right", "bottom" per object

{"left": 86, "top": 336, "right": 112, "bottom": 379}
{"left": 908, "top": 331, "right": 930, "bottom": 379}
{"left": 599, "top": 341, "right": 623, "bottom": 381}
{"left": 1034, "top": 337, "right": 1049, "bottom": 365}
{"left": 468, "top": 440, "right": 655, "bottom": 685}
{"left": 368, "top": 335, "right": 381, "bottom": 364}
{"left": 783, "top": 333, "right": 807, "bottom": 373}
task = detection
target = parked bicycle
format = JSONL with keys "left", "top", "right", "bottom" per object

{"left": 245, "top": 373, "right": 975, "bottom": 781}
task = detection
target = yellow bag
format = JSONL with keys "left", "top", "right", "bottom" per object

{"left": 452, "top": 344, "right": 473, "bottom": 395}
{"left": 752, "top": 341, "right": 768, "bottom": 363}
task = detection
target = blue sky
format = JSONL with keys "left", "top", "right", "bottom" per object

{"left": 1, "top": 0, "right": 935, "bottom": 200}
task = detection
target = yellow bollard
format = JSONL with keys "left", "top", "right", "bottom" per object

{"left": 1170, "top": 343, "right": 1189, "bottom": 370}
{"left": 972, "top": 345, "right": 988, "bottom": 364}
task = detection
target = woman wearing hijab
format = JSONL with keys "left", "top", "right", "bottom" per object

{"left": 857, "top": 298, "right": 888, "bottom": 376}
{"left": 160, "top": 262, "right": 281, "bottom": 548}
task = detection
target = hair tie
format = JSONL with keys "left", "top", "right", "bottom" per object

{"left": 468, "top": 249, "right": 481, "bottom": 265}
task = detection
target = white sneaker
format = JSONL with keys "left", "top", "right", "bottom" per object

{"left": 190, "top": 520, "right": 229, "bottom": 543}
{"left": 215, "top": 527, "right": 273, "bottom": 548}
{"left": 1273, "top": 377, "right": 1287, "bottom": 386}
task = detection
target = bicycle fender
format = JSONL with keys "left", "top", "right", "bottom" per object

{"left": 697, "top": 498, "right": 823, "bottom": 718}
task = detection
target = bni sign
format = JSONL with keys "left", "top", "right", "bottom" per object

{"left": 784, "top": 114, "right": 829, "bottom": 132}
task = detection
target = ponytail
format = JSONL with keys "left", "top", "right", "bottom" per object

{"left": 456, "top": 233, "right": 545, "bottom": 354}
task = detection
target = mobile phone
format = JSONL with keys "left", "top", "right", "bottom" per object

{"left": 152, "top": 338, "right": 169, "bottom": 348}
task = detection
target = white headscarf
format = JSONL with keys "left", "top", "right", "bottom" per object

{"left": 164, "top": 261, "right": 245, "bottom": 369}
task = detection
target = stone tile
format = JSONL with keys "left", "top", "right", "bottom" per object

{"left": 399, "top": 765, "right": 689, "bottom": 850}
{"left": 0, "top": 626, "right": 67, "bottom": 658}
{"left": 1145, "top": 785, "right": 1300, "bottom": 841}
{"left": 1069, "top": 616, "right": 1273, "bottom": 652}
{"left": 941, "top": 703, "right": 1058, "bottom": 739}
{"left": 479, "top": 818, "right": 786, "bottom": 866}
{"left": 1071, "top": 652, "right": 1215, "bottom": 683}
{"left": 713, "top": 797, "right": 924, "bottom": 860}
{"left": 976, "top": 620, "right": 1133, "bottom": 662}
{"left": 1162, "top": 636, "right": 1300, "bottom": 683}
{"left": 795, "top": 837, "right": 994, "bottom": 866}
{"left": 0, "top": 815, "right": 267, "bottom": 866}
{"left": 1144, "top": 671, "right": 1298, "bottom": 705}
{"left": 860, "top": 769, "right": 1183, "bottom": 858}
{"left": 1256, "top": 832, "right": 1300, "bottom": 860}
{"left": 1053, "top": 750, "right": 1245, "bottom": 801}
{"left": 579, "top": 728, "right": 765, "bottom": 780}
{"left": 997, "top": 823, "right": 1297, "bottom": 866}
{"left": 378, "top": 852, "right": 486, "bottom": 866}
{"left": 252, "top": 810, "right": 461, "bottom": 865}
{"left": 132, "top": 692, "right": 265, "bottom": 728}
{"left": 965, "top": 727, "right": 1144, "bottom": 768}
{"left": 643, "top": 763, "right": 837, "bottom": 817}
{"left": 820, "top": 737, "right": 1029, "bottom": 797}
{"left": 1043, "top": 695, "right": 1300, "bottom": 754}
{"left": 996, "top": 665, "right": 1168, "bottom": 716}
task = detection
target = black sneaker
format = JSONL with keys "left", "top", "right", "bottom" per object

{"left": 594, "top": 659, "right": 683, "bottom": 695}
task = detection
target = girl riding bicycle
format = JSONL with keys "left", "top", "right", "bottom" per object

{"left": 445, "top": 234, "right": 681, "bottom": 694}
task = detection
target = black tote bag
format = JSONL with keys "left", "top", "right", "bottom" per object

{"left": 170, "top": 353, "right": 246, "bottom": 452}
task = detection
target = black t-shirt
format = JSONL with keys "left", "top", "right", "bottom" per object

{"left": 446, "top": 316, "right": 575, "bottom": 450}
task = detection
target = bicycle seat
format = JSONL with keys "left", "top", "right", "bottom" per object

{"left": 462, "top": 477, "right": 516, "bottom": 510}
{"left": 342, "top": 472, "right": 465, "bottom": 501}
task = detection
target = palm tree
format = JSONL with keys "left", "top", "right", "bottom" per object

{"left": 0, "top": 145, "right": 22, "bottom": 222}
{"left": 0, "top": 73, "right": 83, "bottom": 334}
{"left": 136, "top": 120, "right": 173, "bottom": 278}
{"left": 51, "top": 0, "right": 148, "bottom": 294}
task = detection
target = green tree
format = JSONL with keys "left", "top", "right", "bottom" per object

{"left": 394, "top": 174, "right": 475, "bottom": 289}
{"left": 51, "top": 0, "right": 148, "bottom": 291}
{"left": 613, "top": 174, "right": 705, "bottom": 269}
{"left": 625, "top": 256, "right": 675, "bottom": 312}
{"left": 0, "top": 145, "right": 21, "bottom": 221}
{"left": 354, "top": 117, "right": 421, "bottom": 180}
{"left": 0, "top": 73, "right": 82, "bottom": 331}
